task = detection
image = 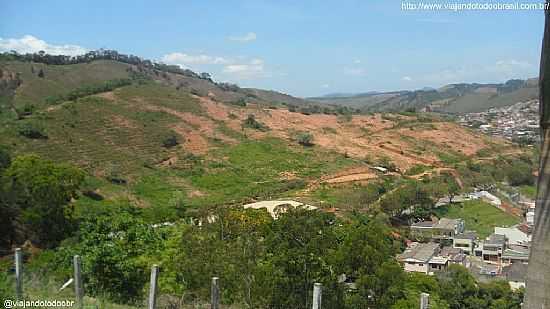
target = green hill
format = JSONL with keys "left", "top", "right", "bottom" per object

{"left": 0, "top": 52, "right": 529, "bottom": 216}
{"left": 310, "top": 78, "right": 539, "bottom": 114}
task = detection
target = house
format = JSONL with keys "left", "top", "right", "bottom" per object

{"left": 410, "top": 221, "right": 436, "bottom": 240}
{"left": 453, "top": 231, "right": 477, "bottom": 254}
{"left": 410, "top": 218, "right": 465, "bottom": 242}
{"left": 469, "top": 190, "right": 502, "bottom": 207}
{"left": 501, "top": 245, "right": 530, "bottom": 265}
{"left": 427, "top": 255, "right": 449, "bottom": 273}
{"left": 242, "top": 200, "right": 317, "bottom": 219}
{"left": 440, "top": 247, "right": 469, "bottom": 268}
{"left": 433, "top": 218, "right": 465, "bottom": 240}
{"left": 482, "top": 234, "right": 507, "bottom": 263}
{"left": 494, "top": 226, "right": 531, "bottom": 246}
{"left": 397, "top": 242, "right": 440, "bottom": 274}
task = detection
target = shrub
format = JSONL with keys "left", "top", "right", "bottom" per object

{"left": 162, "top": 133, "right": 179, "bottom": 148}
{"left": 231, "top": 98, "right": 247, "bottom": 107}
{"left": 17, "top": 122, "right": 48, "bottom": 139}
{"left": 243, "top": 114, "right": 269, "bottom": 131}
{"left": 295, "top": 131, "right": 314, "bottom": 146}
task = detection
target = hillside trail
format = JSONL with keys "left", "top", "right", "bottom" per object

{"left": 407, "top": 167, "right": 464, "bottom": 189}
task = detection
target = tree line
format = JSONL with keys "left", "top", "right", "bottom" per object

{"left": 0, "top": 49, "right": 212, "bottom": 82}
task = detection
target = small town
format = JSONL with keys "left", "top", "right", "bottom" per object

{"left": 397, "top": 188, "right": 535, "bottom": 291}
{"left": 457, "top": 100, "right": 539, "bottom": 144}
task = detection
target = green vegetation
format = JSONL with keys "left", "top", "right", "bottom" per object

{"left": 435, "top": 200, "right": 520, "bottom": 238}
{"left": 1, "top": 154, "right": 84, "bottom": 248}
{"left": 17, "top": 121, "right": 48, "bottom": 139}
{"left": 242, "top": 114, "right": 269, "bottom": 131}
{"left": 184, "top": 138, "right": 353, "bottom": 207}
{"left": 161, "top": 132, "right": 179, "bottom": 148}
{"left": 45, "top": 78, "right": 132, "bottom": 104}
{"left": 310, "top": 78, "right": 537, "bottom": 114}
{"left": 405, "top": 164, "right": 430, "bottom": 176}
{"left": 1, "top": 60, "right": 132, "bottom": 110}
{"left": 310, "top": 181, "right": 392, "bottom": 210}
{"left": 2, "top": 206, "right": 522, "bottom": 308}
{"left": 519, "top": 184, "right": 537, "bottom": 199}
{"left": 0, "top": 55, "right": 532, "bottom": 309}
{"left": 295, "top": 131, "right": 314, "bottom": 146}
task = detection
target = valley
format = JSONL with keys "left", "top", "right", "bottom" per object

{"left": 0, "top": 51, "right": 538, "bottom": 308}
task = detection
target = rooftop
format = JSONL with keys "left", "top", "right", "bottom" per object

{"left": 397, "top": 242, "right": 440, "bottom": 263}
{"left": 411, "top": 221, "right": 435, "bottom": 228}
{"left": 485, "top": 233, "right": 506, "bottom": 246}
{"left": 434, "top": 218, "right": 462, "bottom": 230}
{"left": 454, "top": 231, "right": 477, "bottom": 240}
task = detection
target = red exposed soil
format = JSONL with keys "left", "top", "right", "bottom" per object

{"left": 194, "top": 95, "right": 504, "bottom": 171}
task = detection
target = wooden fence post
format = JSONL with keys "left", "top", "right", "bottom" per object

{"left": 73, "top": 255, "right": 83, "bottom": 309}
{"left": 15, "top": 248, "right": 22, "bottom": 300}
{"left": 148, "top": 265, "right": 159, "bottom": 309}
{"left": 420, "top": 292, "right": 430, "bottom": 309}
{"left": 312, "top": 282, "right": 322, "bottom": 309}
{"left": 211, "top": 277, "right": 220, "bottom": 309}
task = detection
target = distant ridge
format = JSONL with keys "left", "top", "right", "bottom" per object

{"left": 309, "top": 78, "right": 539, "bottom": 114}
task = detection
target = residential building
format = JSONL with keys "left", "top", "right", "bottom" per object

{"left": 494, "top": 226, "right": 531, "bottom": 246}
{"left": 397, "top": 242, "right": 440, "bottom": 274}
{"left": 440, "top": 246, "right": 469, "bottom": 268}
{"left": 410, "top": 221, "right": 436, "bottom": 240}
{"left": 501, "top": 245, "right": 530, "bottom": 265}
{"left": 433, "top": 218, "right": 465, "bottom": 240}
{"left": 469, "top": 191, "right": 502, "bottom": 207}
{"left": 453, "top": 231, "right": 477, "bottom": 254}
{"left": 410, "top": 218, "right": 465, "bottom": 242}
{"left": 482, "top": 234, "right": 507, "bottom": 263}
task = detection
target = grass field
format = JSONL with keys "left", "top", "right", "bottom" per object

{"left": 435, "top": 200, "right": 520, "bottom": 238}
{"left": 2, "top": 60, "right": 132, "bottom": 110}
{"left": 182, "top": 138, "right": 355, "bottom": 207}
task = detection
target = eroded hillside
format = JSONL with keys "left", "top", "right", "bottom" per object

{"left": 0, "top": 59, "right": 527, "bottom": 215}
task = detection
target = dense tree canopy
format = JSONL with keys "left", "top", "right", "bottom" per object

{"left": 1, "top": 155, "right": 84, "bottom": 248}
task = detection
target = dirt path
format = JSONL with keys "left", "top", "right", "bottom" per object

{"left": 408, "top": 167, "right": 464, "bottom": 189}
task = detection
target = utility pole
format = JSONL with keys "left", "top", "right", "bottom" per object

{"left": 15, "top": 248, "right": 22, "bottom": 300}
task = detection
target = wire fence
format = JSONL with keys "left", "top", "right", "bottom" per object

{"left": 6, "top": 247, "right": 431, "bottom": 309}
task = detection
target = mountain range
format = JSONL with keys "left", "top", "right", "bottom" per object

{"left": 309, "top": 78, "right": 539, "bottom": 114}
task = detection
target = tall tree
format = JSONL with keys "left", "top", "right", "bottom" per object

{"left": 2, "top": 155, "right": 84, "bottom": 248}
{"left": 525, "top": 2, "right": 550, "bottom": 307}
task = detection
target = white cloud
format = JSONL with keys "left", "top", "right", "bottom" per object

{"left": 353, "top": 59, "right": 361, "bottom": 64}
{"left": 161, "top": 52, "right": 229, "bottom": 68}
{"left": 162, "top": 50, "right": 269, "bottom": 80}
{"left": 228, "top": 32, "right": 257, "bottom": 42}
{"left": 402, "top": 76, "right": 412, "bottom": 81}
{"left": 321, "top": 84, "right": 330, "bottom": 88}
{"left": 492, "top": 59, "right": 534, "bottom": 73}
{"left": 415, "top": 59, "right": 537, "bottom": 86}
{"left": 344, "top": 68, "right": 366, "bottom": 76}
{"left": 222, "top": 58, "right": 265, "bottom": 79}
{"left": 0, "top": 35, "right": 87, "bottom": 56}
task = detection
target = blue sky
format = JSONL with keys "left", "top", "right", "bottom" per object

{"left": 0, "top": 0, "right": 545, "bottom": 97}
